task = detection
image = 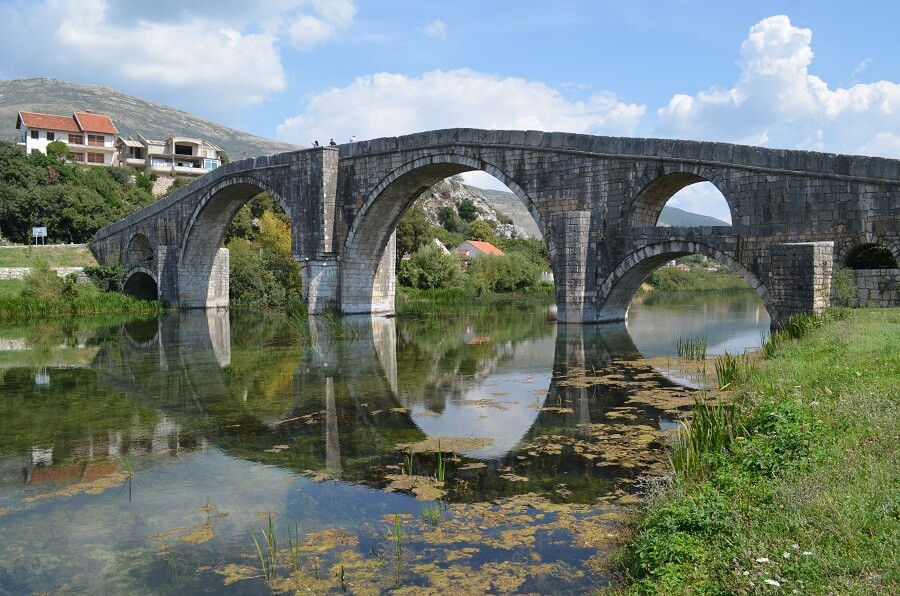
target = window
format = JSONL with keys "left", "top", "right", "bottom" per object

{"left": 174, "top": 144, "right": 194, "bottom": 156}
{"left": 71, "top": 152, "right": 85, "bottom": 162}
{"left": 87, "top": 152, "right": 105, "bottom": 164}
{"left": 88, "top": 134, "right": 104, "bottom": 147}
{"left": 30, "top": 130, "right": 38, "bottom": 139}
{"left": 69, "top": 134, "right": 84, "bottom": 145}
{"left": 47, "top": 132, "right": 55, "bottom": 141}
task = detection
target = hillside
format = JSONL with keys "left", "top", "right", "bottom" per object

{"left": 469, "top": 187, "right": 729, "bottom": 238}
{"left": 0, "top": 78, "right": 300, "bottom": 159}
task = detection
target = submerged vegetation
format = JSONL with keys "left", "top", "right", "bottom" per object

{"left": 620, "top": 308, "right": 899, "bottom": 594}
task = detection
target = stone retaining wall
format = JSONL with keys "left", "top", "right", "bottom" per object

{"left": 0, "top": 267, "right": 89, "bottom": 283}
{"left": 853, "top": 269, "right": 900, "bottom": 307}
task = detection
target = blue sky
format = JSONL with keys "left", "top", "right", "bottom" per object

{"left": 1, "top": 1, "right": 898, "bottom": 221}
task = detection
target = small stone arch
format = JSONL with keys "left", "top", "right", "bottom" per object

{"left": 125, "top": 232, "right": 153, "bottom": 267}
{"left": 597, "top": 240, "right": 771, "bottom": 321}
{"left": 837, "top": 233, "right": 900, "bottom": 269}
{"left": 123, "top": 266, "right": 159, "bottom": 301}
{"left": 341, "top": 153, "right": 542, "bottom": 314}
{"left": 624, "top": 166, "right": 735, "bottom": 227}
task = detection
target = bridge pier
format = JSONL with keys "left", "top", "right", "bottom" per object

{"left": 553, "top": 211, "right": 599, "bottom": 323}
{"left": 301, "top": 256, "right": 341, "bottom": 314}
{"left": 767, "top": 241, "right": 834, "bottom": 326}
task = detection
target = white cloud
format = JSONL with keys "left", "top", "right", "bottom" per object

{"left": 655, "top": 15, "right": 900, "bottom": 158}
{"left": 0, "top": 0, "right": 358, "bottom": 114}
{"left": 424, "top": 20, "right": 447, "bottom": 40}
{"left": 276, "top": 68, "right": 645, "bottom": 145}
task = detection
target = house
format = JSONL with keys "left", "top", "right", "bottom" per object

{"left": 117, "top": 134, "right": 225, "bottom": 178}
{"left": 15, "top": 110, "right": 118, "bottom": 165}
{"left": 454, "top": 240, "right": 505, "bottom": 259}
{"left": 675, "top": 263, "right": 691, "bottom": 271}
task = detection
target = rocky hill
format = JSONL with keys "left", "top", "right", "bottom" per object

{"left": 0, "top": 78, "right": 300, "bottom": 158}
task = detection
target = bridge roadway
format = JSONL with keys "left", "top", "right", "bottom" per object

{"left": 90, "top": 128, "right": 900, "bottom": 326}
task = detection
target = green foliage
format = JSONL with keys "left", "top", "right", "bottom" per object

{"left": 0, "top": 141, "right": 155, "bottom": 243}
{"left": 647, "top": 264, "right": 750, "bottom": 293}
{"left": 494, "top": 237, "right": 549, "bottom": 270}
{"left": 396, "top": 205, "right": 433, "bottom": 264}
{"left": 437, "top": 205, "right": 469, "bottom": 236}
{"left": 467, "top": 220, "right": 494, "bottom": 242}
{"left": 620, "top": 309, "right": 899, "bottom": 594}
{"left": 847, "top": 244, "right": 898, "bottom": 269}
{"left": 398, "top": 244, "right": 463, "bottom": 290}
{"left": 831, "top": 265, "right": 859, "bottom": 307}
{"left": 466, "top": 253, "right": 540, "bottom": 295}
{"left": 45, "top": 140, "right": 70, "bottom": 160}
{"left": 456, "top": 199, "right": 478, "bottom": 222}
{"left": 226, "top": 210, "right": 302, "bottom": 310}
{"left": 20, "top": 259, "right": 68, "bottom": 301}
{"left": 84, "top": 264, "right": 126, "bottom": 292}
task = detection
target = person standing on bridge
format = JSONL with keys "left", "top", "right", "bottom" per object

{"left": 329, "top": 138, "right": 337, "bottom": 146}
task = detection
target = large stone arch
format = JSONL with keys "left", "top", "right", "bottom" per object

{"left": 177, "top": 174, "right": 291, "bottom": 308}
{"left": 123, "top": 266, "right": 159, "bottom": 301}
{"left": 624, "top": 166, "right": 735, "bottom": 227}
{"left": 597, "top": 240, "right": 772, "bottom": 321}
{"left": 340, "top": 153, "right": 542, "bottom": 314}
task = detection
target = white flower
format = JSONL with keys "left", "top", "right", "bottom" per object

{"left": 783, "top": 552, "right": 791, "bottom": 559}
{"left": 765, "top": 579, "right": 782, "bottom": 587}
{"left": 756, "top": 557, "right": 770, "bottom": 563}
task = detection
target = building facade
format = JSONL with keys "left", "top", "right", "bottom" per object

{"left": 117, "top": 134, "right": 224, "bottom": 178}
{"left": 15, "top": 110, "right": 118, "bottom": 166}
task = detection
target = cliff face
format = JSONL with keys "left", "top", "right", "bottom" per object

{"left": 415, "top": 177, "right": 532, "bottom": 239}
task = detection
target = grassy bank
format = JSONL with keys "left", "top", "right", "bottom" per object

{"left": 618, "top": 308, "right": 899, "bottom": 593}
{"left": 646, "top": 265, "right": 752, "bottom": 293}
{"left": 0, "top": 244, "right": 98, "bottom": 267}
{"left": 396, "top": 283, "right": 555, "bottom": 315}
{"left": 0, "top": 283, "right": 164, "bottom": 318}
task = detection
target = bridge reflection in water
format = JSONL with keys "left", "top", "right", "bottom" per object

{"left": 90, "top": 303, "right": 765, "bottom": 503}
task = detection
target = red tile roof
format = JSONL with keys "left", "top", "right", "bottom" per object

{"left": 466, "top": 240, "right": 505, "bottom": 256}
{"left": 16, "top": 110, "right": 118, "bottom": 135}
{"left": 16, "top": 111, "right": 80, "bottom": 133}
{"left": 74, "top": 111, "right": 118, "bottom": 134}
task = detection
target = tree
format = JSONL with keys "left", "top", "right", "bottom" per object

{"left": 396, "top": 205, "right": 432, "bottom": 266}
{"left": 457, "top": 199, "right": 478, "bottom": 222}
{"left": 398, "top": 244, "right": 463, "bottom": 290}
{"left": 438, "top": 205, "right": 468, "bottom": 235}
{"left": 45, "top": 140, "right": 70, "bottom": 161}
{"left": 468, "top": 220, "right": 494, "bottom": 242}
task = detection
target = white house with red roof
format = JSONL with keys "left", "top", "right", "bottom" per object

{"left": 455, "top": 240, "right": 506, "bottom": 259}
{"left": 15, "top": 110, "right": 119, "bottom": 166}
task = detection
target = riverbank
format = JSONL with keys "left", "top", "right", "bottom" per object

{"left": 616, "top": 308, "right": 899, "bottom": 593}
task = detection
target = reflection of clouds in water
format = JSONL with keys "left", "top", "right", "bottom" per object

{"left": 627, "top": 293, "right": 770, "bottom": 357}
{"left": 411, "top": 371, "right": 552, "bottom": 460}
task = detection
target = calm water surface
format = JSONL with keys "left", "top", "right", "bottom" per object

{"left": 0, "top": 292, "right": 768, "bottom": 594}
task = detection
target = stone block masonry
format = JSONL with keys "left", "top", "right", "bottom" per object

{"left": 90, "top": 128, "right": 900, "bottom": 326}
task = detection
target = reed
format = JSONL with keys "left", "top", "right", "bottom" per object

{"left": 671, "top": 394, "right": 744, "bottom": 480}
{"left": 435, "top": 441, "right": 446, "bottom": 483}
{"left": 250, "top": 512, "right": 278, "bottom": 581}
{"left": 676, "top": 336, "right": 707, "bottom": 360}
{"left": 714, "top": 350, "right": 753, "bottom": 390}
{"left": 422, "top": 503, "right": 442, "bottom": 526}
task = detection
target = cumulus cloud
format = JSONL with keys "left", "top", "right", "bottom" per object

{"left": 276, "top": 68, "right": 645, "bottom": 145}
{"left": 424, "top": 20, "right": 448, "bottom": 40}
{"left": 0, "top": 0, "right": 357, "bottom": 114}
{"left": 655, "top": 15, "right": 900, "bottom": 158}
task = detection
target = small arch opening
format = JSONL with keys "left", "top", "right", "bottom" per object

{"left": 845, "top": 244, "right": 898, "bottom": 269}
{"left": 631, "top": 174, "right": 733, "bottom": 227}
{"left": 126, "top": 233, "right": 153, "bottom": 265}
{"left": 123, "top": 271, "right": 158, "bottom": 301}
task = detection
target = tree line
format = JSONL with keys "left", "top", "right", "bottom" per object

{"left": 0, "top": 140, "right": 156, "bottom": 243}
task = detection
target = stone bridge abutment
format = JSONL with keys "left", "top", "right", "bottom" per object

{"left": 90, "top": 129, "right": 900, "bottom": 326}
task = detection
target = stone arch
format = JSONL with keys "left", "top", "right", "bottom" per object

{"left": 837, "top": 232, "right": 900, "bottom": 269}
{"left": 177, "top": 173, "right": 291, "bottom": 308}
{"left": 123, "top": 266, "right": 159, "bottom": 301}
{"left": 597, "top": 240, "right": 772, "bottom": 321}
{"left": 624, "top": 166, "right": 735, "bottom": 227}
{"left": 341, "top": 153, "right": 542, "bottom": 314}
{"left": 125, "top": 232, "right": 153, "bottom": 267}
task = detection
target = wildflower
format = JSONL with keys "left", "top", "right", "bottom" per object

{"left": 756, "top": 557, "right": 770, "bottom": 563}
{"left": 765, "top": 579, "right": 782, "bottom": 587}
{"left": 783, "top": 552, "right": 791, "bottom": 559}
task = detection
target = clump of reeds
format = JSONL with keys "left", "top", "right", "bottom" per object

{"left": 671, "top": 394, "right": 744, "bottom": 480}
{"left": 250, "top": 512, "right": 278, "bottom": 581}
{"left": 714, "top": 350, "right": 753, "bottom": 390}
{"left": 676, "top": 336, "right": 707, "bottom": 360}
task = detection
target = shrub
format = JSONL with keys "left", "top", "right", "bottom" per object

{"left": 398, "top": 244, "right": 463, "bottom": 290}
{"left": 466, "top": 254, "right": 540, "bottom": 295}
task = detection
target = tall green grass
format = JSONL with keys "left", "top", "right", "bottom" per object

{"left": 676, "top": 336, "right": 707, "bottom": 360}
{"left": 714, "top": 350, "right": 752, "bottom": 390}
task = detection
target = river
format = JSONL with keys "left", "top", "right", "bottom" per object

{"left": 0, "top": 291, "right": 768, "bottom": 593}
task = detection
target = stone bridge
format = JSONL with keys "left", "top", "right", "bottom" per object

{"left": 90, "top": 129, "right": 900, "bottom": 325}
